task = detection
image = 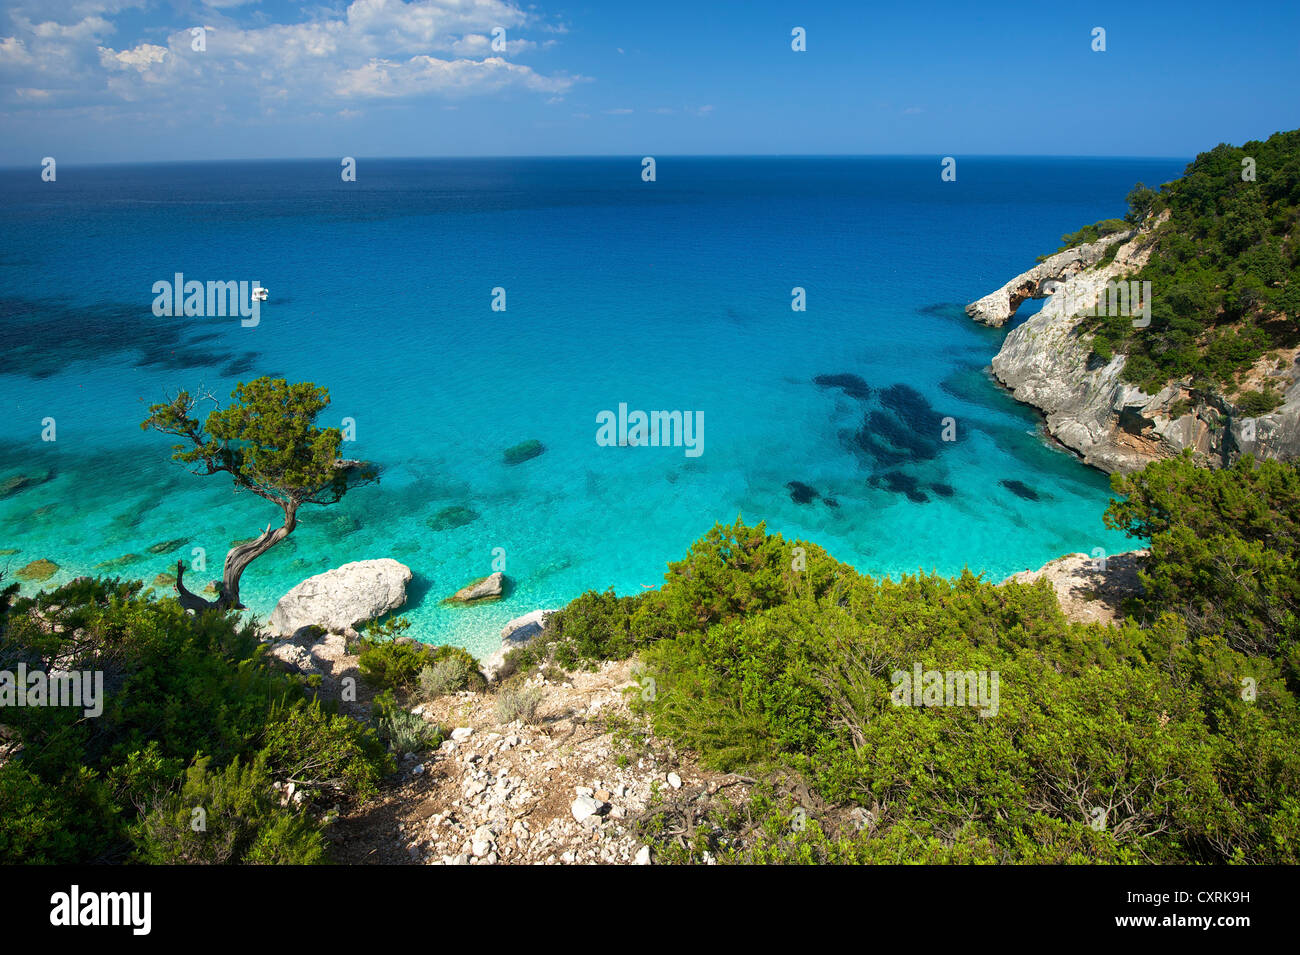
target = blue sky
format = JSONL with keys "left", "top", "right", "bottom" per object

{"left": 1, "top": 0, "right": 1297, "bottom": 163}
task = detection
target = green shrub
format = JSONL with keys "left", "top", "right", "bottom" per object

{"left": 371, "top": 691, "right": 443, "bottom": 752}
{"left": 495, "top": 685, "right": 544, "bottom": 725}
{"left": 133, "top": 756, "right": 325, "bottom": 864}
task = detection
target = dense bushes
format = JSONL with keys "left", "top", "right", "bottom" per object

{"left": 357, "top": 616, "right": 485, "bottom": 692}
{"left": 0, "top": 578, "right": 392, "bottom": 863}
{"left": 1084, "top": 129, "right": 1300, "bottom": 394}
{"left": 507, "top": 517, "right": 851, "bottom": 671}
{"left": 1106, "top": 452, "right": 1300, "bottom": 676}
{"left": 607, "top": 462, "right": 1300, "bottom": 864}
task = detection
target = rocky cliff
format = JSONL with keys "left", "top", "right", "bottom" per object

{"left": 969, "top": 220, "right": 1300, "bottom": 473}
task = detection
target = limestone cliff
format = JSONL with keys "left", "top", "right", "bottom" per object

{"left": 969, "top": 218, "right": 1300, "bottom": 473}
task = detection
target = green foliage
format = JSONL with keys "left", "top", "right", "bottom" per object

{"left": 495, "top": 684, "right": 544, "bottom": 725}
{"left": 1038, "top": 217, "right": 1130, "bottom": 261}
{"left": 358, "top": 620, "right": 484, "bottom": 692}
{"left": 419, "top": 655, "right": 473, "bottom": 699}
{"left": 1105, "top": 453, "right": 1300, "bottom": 671}
{"left": 584, "top": 480, "right": 1300, "bottom": 865}
{"left": 1081, "top": 130, "right": 1300, "bottom": 392}
{"left": 258, "top": 698, "right": 392, "bottom": 799}
{"left": 140, "top": 377, "right": 362, "bottom": 508}
{"left": 133, "top": 756, "right": 325, "bottom": 864}
{"left": 0, "top": 577, "right": 393, "bottom": 863}
{"left": 1235, "top": 388, "right": 1286, "bottom": 416}
{"left": 512, "top": 517, "right": 853, "bottom": 673}
{"left": 371, "top": 690, "right": 444, "bottom": 752}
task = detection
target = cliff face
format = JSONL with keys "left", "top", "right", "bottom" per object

{"left": 971, "top": 220, "right": 1300, "bottom": 473}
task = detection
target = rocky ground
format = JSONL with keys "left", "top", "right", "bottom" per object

{"left": 305, "top": 657, "right": 751, "bottom": 865}
{"left": 1004, "top": 549, "right": 1148, "bottom": 626}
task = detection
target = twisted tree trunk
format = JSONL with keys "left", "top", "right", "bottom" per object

{"left": 175, "top": 504, "right": 298, "bottom": 612}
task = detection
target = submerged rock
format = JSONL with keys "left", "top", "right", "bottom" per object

{"left": 786, "top": 481, "right": 819, "bottom": 505}
{"left": 445, "top": 572, "right": 505, "bottom": 604}
{"left": 0, "top": 469, "right": 52, "bottom": 499}
{"left": 503, "top": 440, "right": 545, "bottom": 466}
{"left": 428, "top": 505, "right": 480, "bottom": 532}
{"left": 96, "top": 553, "right": 143, "bottom": 570}
{"left": 870, "top": 471, "right": 930, "bottom": 504}
{"left": 147, "top": 538, "right": 189, "bottom": 555}
{"left": 999, "top": 479, "right": 1040, "bottom": 501}
{"left": 813, "top": 373, "right": 872, "bottom": 401}
{"left": 16, "top": 558, "right": 58, "bottom": 582}
{"left": 268, "top": 558, "right": 413, "bottom": 636}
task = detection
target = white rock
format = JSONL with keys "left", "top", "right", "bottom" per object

{"left": 571, "top": 795, "right": 603, "bottom": 823}
{"left": 667, "top": 772, "right": 682, "bottom": 790}
{"left": 451, "top": 727, "right": 474, "bottom": 742}
{"left": 267, "top": 559, "right": 412, "bottom": 636}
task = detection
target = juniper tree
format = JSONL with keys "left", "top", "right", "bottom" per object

{"left": 141, "top": 377, "right": 375, "bottom": 612}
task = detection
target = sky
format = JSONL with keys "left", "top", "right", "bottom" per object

{"left": 0, "top": 0, "right": 1297, "bottom": 164}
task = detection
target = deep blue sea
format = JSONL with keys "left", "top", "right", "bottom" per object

{"left": 0, "top": 156, "right": 1186, "bottom": 656}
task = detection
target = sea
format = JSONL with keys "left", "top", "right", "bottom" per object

{"left": 0, "top": 155, "right": 1187, "bottom": 656}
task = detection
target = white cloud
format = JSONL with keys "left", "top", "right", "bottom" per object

{"left": 2, "top": 0, "right": 581, "bottom": 113}
{"left": 98, "top": 42, "right": 166, "bottom": 71}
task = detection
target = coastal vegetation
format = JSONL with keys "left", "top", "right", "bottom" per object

{"left": 3, "top": 452, "right": 1298, "bottom": 863}
{"left": 0, "top": 577, "right": 391, "bottom": 863}
{"left": 1065, "top": 130, "right": 1300, "bottom": 397}
{"left": 509, "top": 454, "right": 1300, "bottom": 864}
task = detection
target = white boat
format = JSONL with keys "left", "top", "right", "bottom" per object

{"left": 252, "top": 286, "right": 268, "bottom": 302}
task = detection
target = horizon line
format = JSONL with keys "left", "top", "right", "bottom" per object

{"left": 0, "top": 152, "right": 1194, "bottom": 172}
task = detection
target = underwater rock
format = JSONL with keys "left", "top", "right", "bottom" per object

{"left": 813, "top": 373, "right": 872, "bottom": 401}
{"left": 870, "top": 471, "right": 930, "bottom": 504}
{"left": 504, "top": 440, "right": 545, "bottom": 466}
{"left": 428, "top": 505, "right": 480, "bottom": 532}
{"left": 17, "top": 558, "right": 58, "bottom": 581}
{"left": 999, "top": 479, "right": 1040, "bottom": 501}
{"left": 147, "top": 538, "right": 189, "bottom": 555}
{"left": 96, "top": 553, "right": 143, "bottom": 570}
{"left": 786, "top": 481, "right": 820, "bottom": 505}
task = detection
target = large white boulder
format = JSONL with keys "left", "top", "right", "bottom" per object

{"left": 267, "top": 558, "right": 412, "bottom": 636}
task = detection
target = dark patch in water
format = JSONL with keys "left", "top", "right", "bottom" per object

{"left": 929, "top": 482, "right": 955, "bottom": 498}
{"left": 813, "top": 373, "right": 871, "bottom": 401}
{"left": 870, "top": 470, "right": 930, "bottom": 504}
{"left": 504, "top": 439, "right": 545, "bottom": 466}
{"left": 786, "top": 481, "right": 819, "bottom": 505}
{"left": 220, "top": 352, "right": 261, "bottom": 377}
{"left": 428, "top": 505, "right": 479, "bottom": 531}
{"left": 823, "top": 497, "right": 839, "bottom": 508}
{"left": 0, "top": 296, "right": 263, "bottom": 379}
{"left": 999, "top": 479, "right": 1040, "bottom": 501}
{"left": 916, "top": 302, "right": 970, "bottom": 321}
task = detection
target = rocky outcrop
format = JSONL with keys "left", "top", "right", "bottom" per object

{"left": 444, "top": 571, "right": 505, "bottom": 604}
{"left": 482, "top": 609, "right": 556, "bottom": 682}
{"left": 965, "top": 232, "right": 1131, "bottom": 327}
{"left": 267, "top": 558, "right": 412, "bottom": 636}
{"left": 1004, "top": 550, "right": 1148, "bottom": 626}
{"left": 971, "top": 219, "right": 1300, "bottom": 472}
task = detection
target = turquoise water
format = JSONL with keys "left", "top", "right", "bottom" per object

{"left": 0, "top": 157, "right": 1183, "bottom": 656}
